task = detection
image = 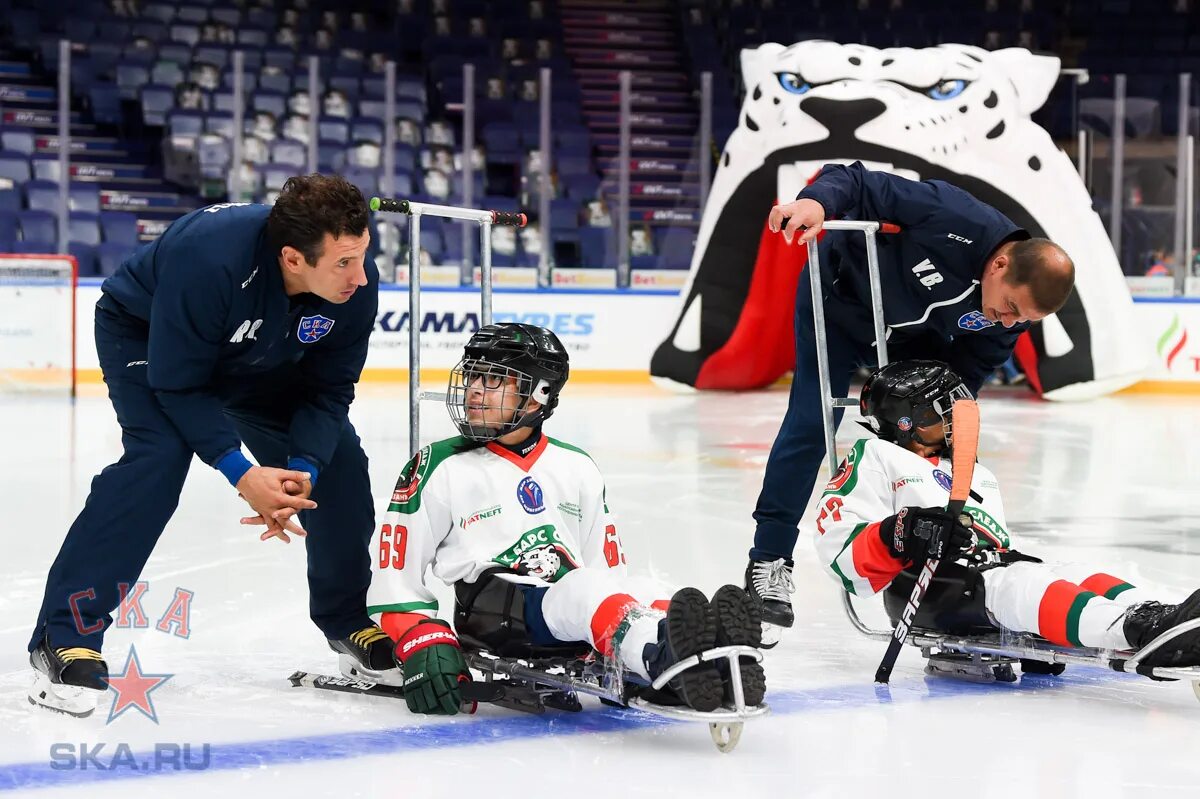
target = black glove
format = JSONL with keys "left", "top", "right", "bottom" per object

{"left": 394, "top": 618, "right": 471, "bottom": 715}
{"left": 879, "top": 506, "right": 974, "bottom": 562}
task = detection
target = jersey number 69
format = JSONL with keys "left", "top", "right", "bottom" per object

{"left": 379, "top": 523, "right": 407, "bottom": 570}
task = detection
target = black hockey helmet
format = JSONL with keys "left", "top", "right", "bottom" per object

{"left": 859, "top": 360, "right": 972, "bottom": 448}
{"left": 447, "top": 323, "right": 570, "bottom": 441}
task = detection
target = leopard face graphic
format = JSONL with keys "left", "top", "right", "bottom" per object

{"left": 652, "top": 42, "right": 1147, "bottom": 399}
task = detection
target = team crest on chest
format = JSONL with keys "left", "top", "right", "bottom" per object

{"left": 516, "top": 476, "right": 545, "bottom": 514}
{"left": 297, "top": 314, "right": 335, "bottom": 343}
{"left": 957, "top": 311, "right": 994, "bottom": 331}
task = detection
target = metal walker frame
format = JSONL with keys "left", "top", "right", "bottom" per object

{"left": 370, "top": 196, "right": 527, "bottom": 456}
{"left": 808, "top": 224, "right": 1200, "bottom": 693}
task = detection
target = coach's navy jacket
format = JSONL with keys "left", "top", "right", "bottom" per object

{"left": 100, "top": 203, "right": 379, "bottom": 483}
{"left": 797, "top": 161, "right": 1029, "bottom": 393}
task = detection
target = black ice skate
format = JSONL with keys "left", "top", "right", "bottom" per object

{"left": 641, "top": 587, "right": 724, "bottom": 712}
{"left": 1123, "top": 589, "right": 1200, "bottom": 668}
{"left": 28, "top": 638, "right": 109, "bottom": 718}
{"left": 711, "top": 584, "right": 767, "bottom": 706}
{"left": 328, "top": 625, "right": 402, "bottom": 686}
{"left": 745, "top": 558, "right": 795, "bottom": 646}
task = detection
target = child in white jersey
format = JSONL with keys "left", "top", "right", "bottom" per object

{"left": 368, "top": 323, "right": 766, "bottom": 715}
{"left": 815, "top": 360, "right": 1200, "bottom": 667}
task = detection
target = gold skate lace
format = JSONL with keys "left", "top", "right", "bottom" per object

{"left": 348, "top": 627, "right": 391, "bottom": 649}
{"left": 56, "top": 647, "right": 103, "bottom": 664}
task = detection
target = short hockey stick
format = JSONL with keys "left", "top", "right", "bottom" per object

{"left": 874, "top": 399, "right": 980, "bottom": 684}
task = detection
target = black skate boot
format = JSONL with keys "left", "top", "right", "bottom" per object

{"left": 641, "top": 587, "right": 724, "bottom": 712}
{"left": 711, "top": 584, "right": 766, "bottom": 707}
{"left": 1123, "top": 589, "right": 1200, "bottom": 668}
{"left": 745, "top": 558, "right": 795, "bottom": 647}
{"left": 329, "top": 625, "right": 402, "bottom": 686}
{"left": 28, "top": 638, "right": 109, "bottom": 718}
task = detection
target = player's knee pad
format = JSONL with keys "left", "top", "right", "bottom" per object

{"left": 882, "top": 562, "right": 994, "bottom": 635}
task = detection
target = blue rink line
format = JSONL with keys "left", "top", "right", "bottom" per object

{"left": 0, "top": 667, "right": 1144, "bottom": 793}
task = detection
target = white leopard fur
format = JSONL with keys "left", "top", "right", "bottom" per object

{"left": 686, "top": 42, "right": 1146, "bottom": 399}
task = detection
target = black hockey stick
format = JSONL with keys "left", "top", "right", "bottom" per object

{"left": 289, "top": 670, "right": 505, "bottom": 704}
{"left": 874, "top": 399, "right": 980, "bottom": 684}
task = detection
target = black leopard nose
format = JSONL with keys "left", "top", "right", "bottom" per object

{"left": 799, "top": 97, "right": 887, "bottom": 138}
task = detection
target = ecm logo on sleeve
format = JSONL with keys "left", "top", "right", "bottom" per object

{"left": 957, "top": 310, "right": 994, "bottom": 331}
{"left": 297, "top": 314, "right": 336, "bottom": 343}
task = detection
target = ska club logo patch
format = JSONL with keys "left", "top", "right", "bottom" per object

{"left": 898, "top": 417, "right": 913, "bottom": 432}
{"left": 297, "top": 314, "right": 336, "bottom": 343}
{"left": 516, "top": 476, "right": 545, "bottom": 514}
{"left": 957, "top": 310, "right": 995, "bottom": 331}
{"left": 932, "top": 469, "right": 954, "bottom": 492}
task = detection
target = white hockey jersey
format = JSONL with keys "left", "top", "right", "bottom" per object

{"left": 366, "top": 434, "right": 625, "bottom": 619}
{"left": 813, "top": 437, "right": 1010, "bottom": 598}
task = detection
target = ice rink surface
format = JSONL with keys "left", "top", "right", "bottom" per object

{"left": 1, "top": 382, "right": 1198, "bottom": 798}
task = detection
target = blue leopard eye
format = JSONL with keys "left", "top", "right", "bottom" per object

{"left": 777, "top": 72, "right": 811, "bottom": 95}
{"left": 927, "top": 79, "right": 968, "bottom": 100}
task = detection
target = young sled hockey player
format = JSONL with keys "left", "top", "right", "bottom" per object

{"left": 367, "top": 323, "right": 766, "bottom": 715}
{"left": 814, "top": 360, "right": 1200, "bottom": 669}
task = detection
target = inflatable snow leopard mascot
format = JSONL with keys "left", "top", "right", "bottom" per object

{"left": 651, "top": 42, "right": 1146, "bottom": 399}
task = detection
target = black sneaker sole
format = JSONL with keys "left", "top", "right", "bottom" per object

{"left": 664, "top": 587, "right": 724, "bottom": 713}
{"left": 1141, "top": 590, "right": 1200, "bottom": 668}
{"left": 712, "top": 585, "right": 766, "bottom": 706}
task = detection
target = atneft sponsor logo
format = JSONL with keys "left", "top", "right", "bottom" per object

{"left": 377, "top": 311, "right": 594, "bottom": 336}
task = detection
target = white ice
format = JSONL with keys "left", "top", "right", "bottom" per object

{"left": 1, "top": 383, "right": 1198, "bottom": 798}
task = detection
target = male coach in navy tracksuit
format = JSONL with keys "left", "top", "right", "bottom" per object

{"left": 27, "top": 175, "right": 400, "bottom": 716}
{"left": 743, "top": 162, "right": 1076, "bottom": 640}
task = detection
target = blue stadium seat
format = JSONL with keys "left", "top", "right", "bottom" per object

{"left": 30, "top": 156, "right": 61, "bottom": 183}
{"left": 88, "top": 84, "right": 123, "bottom": 126}
{"left": 318, "top": 117, "right": 350, "bottom": 144}
{"left": 117, "top": 63, "right": 151, "bottom": 100}
{"left": 69, "top": 242, "right": 99, "bottom": 277}
{"left": 0, "top": 189, "right": 19, "bottom": 213}
{"left": 420, "top": 227, "right": 445, "bottom": 259}
{"left": 262, "top": 164, "right": 297, "bottom": 191}
{"left": 170, "top": 24, "right": 200, "bottom": 47}
{"left": 24, "top": 180, "right": 61, "bottom": 213}
{"left": 253, "top": 91, "right": 287, "bottom": 118}
{"left": 205, "top": 111, "right": 235, "bottom": 137}
{"left": 237, "top": 28, "right": 269, "bottom": 48}
{"left": 350, "top": 117, "right": 384, "bottom": 144}
{"left": 141, "top": 84, "right": 176, "bottom": 126}
{"left": 168, "top": 110, "right": 206, "bottom": 138}
{"left": 396, "top": 101, "right": 424, "bottom": 122}
{"left": 263, "top": 48, "right": 295, "bottom": 71}
{"left": 194, "top": 45, "right": 231, "bottom": 70}
{"left": 0, "top": 130, "right": 34, "bottom": 156}
{"left": 342, "top": 166, "right": 380, "bottom": 198}
{"left": 69, "top": 212, "right": 102, "bottom": 246}
{"left": 270, "top": 138, "right": 307, "bottom": 167}
{"left": 159, "top": 43, "right": 192, "bottom": 65}
{"left": 19, "top": 240, "right": 58, "bottom": 255}
{"left": 100, "top": 212, "right": 139, "bottom": 247}
{"left": 655, "top": 227, "right": 696, "bottom": 270}
{"left": 393, "top": 144, "right": 417, "bottom": 173}
{"left": 151, "top": 60, "right": 185, "bottom": 87}
{"left": 18, "top": 210, "right": 57, "bottom": 244}
{"left": 0, "top": 211, "right": 18, "bottom": 243}
{"left": 144, "top": 2, "right": 176, "bottom": 23}
{"left": 69, "top": 184, "right": 101, "bottom": 214}
{"left": 578, "top": 227, "right": 615, "bottom": 268}
{"left": 97, "top": 242, "right": 130, "bottom": 276}
{"left": 258, "top": 70, "right": 290, "bottom": 94}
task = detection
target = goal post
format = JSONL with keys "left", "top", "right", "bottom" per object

{"left": 0, "top": 254, "right": 78, "bottom": 396}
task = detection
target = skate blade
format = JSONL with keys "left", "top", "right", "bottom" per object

{"left": 28, "top": 673, "right": 100, "bottom": 718}
{"left": 338, "top": 654, "right": 404, "bottom": 687}
{"left": 759, "top": 622, "right": 783, "bottom": 649}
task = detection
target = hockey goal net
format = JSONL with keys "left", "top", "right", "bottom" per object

{"left": 0, "top": 254, "right": 77, "bottom": 394}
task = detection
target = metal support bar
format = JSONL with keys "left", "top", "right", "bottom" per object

{"left": 306, "top": 56, "right": 319, "bottom": 173}
{"left": 374, "top": 198, "right": 525, "bottom": 456}
{"left": 229, "top": 50, "right": 244, "bottom": 201}
{"left": 408, "top": 210, "right": 422, "bottom": 455}
{"left": 1188, "top": 135, "right": 1195, "bottom": 282}
{"left": 538, "top": 67, "right": 552, "bottom": 285}
{"left": 617, "top": 70, "right": 632, "bottom": 286}
{"left": 1111, "top": 74, "right": 1126, "bottom": 256}
{"left": 699, "top": 71, "right": 712, "bottom": 210}
{"left": 56, "top": 40, "right": 70, "bottom": 255}
{"left": 805, "top": 220, "right": 888, "bottom": 474}
{"left": 1076, "top": 129, "right": 1087, "bottom": 184}
{"left": 462, "top": 63, "right": 476, "bottom": 286}
{"left": 1175, "top": 73, "right": 1191, "bottom": 295}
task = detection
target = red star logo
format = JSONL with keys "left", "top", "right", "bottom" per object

{"left": 105, "top": 645, "right": 172, "bottom": 724}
